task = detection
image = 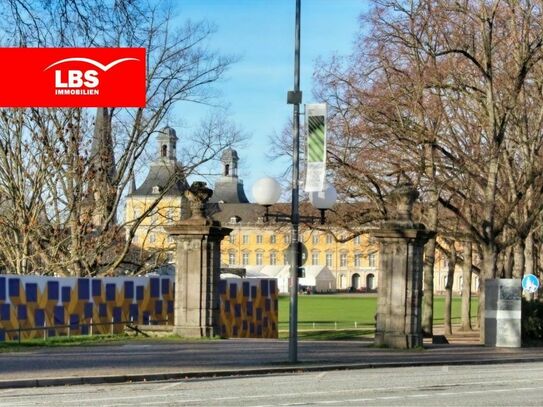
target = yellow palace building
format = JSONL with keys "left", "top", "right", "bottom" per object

{"left": 125, "top": 133, "right": 379, "bottom": 291}
{"left": 125, "top": 133, "right": 476, "bottom": 294}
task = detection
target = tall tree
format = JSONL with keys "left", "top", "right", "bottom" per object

{"left": 315, "top": 0, "right": 543, "bottom": 340}
{"left": 0, "top": 1, "right": 243, "bottom": 276}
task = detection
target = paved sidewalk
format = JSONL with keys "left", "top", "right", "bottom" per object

{"left": 1, "top": 335, "right": 543, "bottom": 389}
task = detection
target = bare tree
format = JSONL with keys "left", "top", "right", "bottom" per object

{"left": 314, "top": 0, "right": 543, "bottom": 341}
{"left": 0, "top": 1, "right": 243, "bottom": 276}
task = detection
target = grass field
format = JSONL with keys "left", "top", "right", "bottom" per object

{"left": 278, "top": 294, "right": 479, "bottom": 330}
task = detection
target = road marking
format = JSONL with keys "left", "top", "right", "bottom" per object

{"left": 156, "top": 382, "right": 185, "bottom": 391}
{"left": 121, "top": 345, "right": 151, "bottom": 349}
{"left": 4, "top": 372, "right": 543, "bottom": 406}
{"left": 274, "top": 385, "right": 543, "bottom": 406}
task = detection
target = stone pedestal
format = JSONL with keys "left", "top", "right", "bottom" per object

{"left": 484, "top": 279, "right": 521, "bottom": 347}
{"left": 165, "top": 182, "right": 231, "bottom": 338}
{"left": 371, "top": 183, "right": 434, "bottom": 349}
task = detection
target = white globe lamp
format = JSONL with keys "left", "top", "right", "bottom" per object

{"left": 252, "top": 177, "right": 282, "bottom": 206}
{"left": 309, "top": 184, "right": 337, "bottom": 209}
{"left": 309, "top": 184, "right": 337, "bottom": 224}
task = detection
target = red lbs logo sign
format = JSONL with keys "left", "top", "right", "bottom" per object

{"left": 0, "top": 48, "right": 146, "bottom": 107}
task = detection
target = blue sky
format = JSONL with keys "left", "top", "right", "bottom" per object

{"left": 172, "top": 0, "right": 367, "bottom": 200}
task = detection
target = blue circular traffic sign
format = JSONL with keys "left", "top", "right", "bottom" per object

{"left": 522, "top": 274, "right": 540, "bottom": 293}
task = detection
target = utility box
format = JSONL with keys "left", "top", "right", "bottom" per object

{"left": 485, "top": 279, "right": 521, "bottom": 347}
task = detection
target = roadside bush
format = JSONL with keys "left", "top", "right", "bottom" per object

{"left": 522, "top": 299, "right": 543, "bottom": 344}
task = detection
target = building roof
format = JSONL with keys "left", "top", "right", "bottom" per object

{"left": 129, "top": 128, "right": 188, "bottom": 198}
{"left": 129, "top": 161, "right": 187, "bottom": 197}
{"left": 210, "top": 147, "right": 249, "bottom": 204}
{"left": 207, "top": 203, "right": 266, "bottom": 224}
{"left": 221, "top": 147, "right": 239, "bottom": 163}
{"left": 209, "top": 177, "right": 249, "bottom": 204}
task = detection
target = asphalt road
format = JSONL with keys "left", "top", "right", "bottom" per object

{"left": 3, "top": 339, "right": 543, "bottom": 383}
{"left": 1, "top": 362, "right": 543, "bottom": 406}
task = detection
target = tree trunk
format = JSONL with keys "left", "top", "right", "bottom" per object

{"left": 503, "top": 245, "right": 514, "bottom": 278}
{"left": 444, "top": 243, "right": 457, "bottom": 336}
{"left": 422, "top": 237, "right": 437, "bottom": 337}
{"left": 524, "top": 232, "right": 535, "bottom": 300}
{"left": 513, "top": 240, "right": 525, "bottom": 279}
{"left": 421, "top": 138, "right": 439, "bottom": 338}
{"left": 525, "top": 232, "right": 534, "bottom": 276}
{"left": 460, "top": 241, "right": 473, "bottom": 331}
{"left": 480, "top": 244, "right": 498, "bottom": 343}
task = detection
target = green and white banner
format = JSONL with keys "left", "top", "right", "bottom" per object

{"left": 305, "top": 103, "right": 327, "bottom": 192}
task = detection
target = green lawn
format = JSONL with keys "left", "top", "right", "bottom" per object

{"left": 278, "top": 294, "right": 478, "bottom": 330}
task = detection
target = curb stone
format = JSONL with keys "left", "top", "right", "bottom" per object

{"left": 2, "top": 356, "right": 543, "bottom": 390}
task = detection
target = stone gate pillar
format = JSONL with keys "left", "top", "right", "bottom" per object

{"left": 165, "top": 182, "right": 231, "bottom": 338}
{"left": 371, "top": 183, "right": 434, "bottom": 349}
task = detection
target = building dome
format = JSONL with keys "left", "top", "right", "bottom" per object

{"left": 221, "top": 147, "right": 239, "bottom": 164}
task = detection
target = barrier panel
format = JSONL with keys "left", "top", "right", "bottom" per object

{"left": 219, "top": 278, "right": 278, "bottom": 338}
{"left": 0, "top": 274, "right": 278, "bottom": 341}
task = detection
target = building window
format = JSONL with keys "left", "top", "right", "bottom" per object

{"left": 228, "top": 252, "right": 236, "bottom": 265}
{"left": 152, "top": 185, "right": 160, "bottom": 194}
{"left": 242, "top": 252, "right": 249, "bottom": 266}
{"left": 354, "top": 253, "right": 362, "bottom": 268}
{"left": 326, "top": 253, "right": 333, "bottom": 267}
{"left": 270, "top": 252, "right": 277, "bottom": 265}
{"left": 229, "top": 234, "right": 236, "bottom": 244}
{"left": 167, "top": 236, "right": 174, "bottom": 244}
{"left": 312, "top": 234, "right": 319, "bottom": 244}
{"left": 312, "top": 252, "right": 319, "bottom": 266}
{"left": 284, "top": 234, "right": 290, "bottom": 244}
{"left": 283, "top": 253, "right": 289, "bottom": 265}
{"left": 256, "top": 235, "right": 263, "bottom": 244}
{"left": 256, "top": 252, "right": 263, "bottom": 265}
{"left": 242, "top": 235, "right": 249, "bottom": 244}
{"left": 149, "top": 233, "right": 156, "bottom": 243}
{"left": 340, "top": 253, "right": 347, "bottom": 267}
{"left": 354, "top": 235, "right": 361, "bottom": 245}
{"left": 368, "top": 252, "right": 376, "bottom": 267}
{"left": 326, "top": 234, "right": 333, "bottom": 244}
{"left": 270, "top": 234, "right": 276, "bottom": 244}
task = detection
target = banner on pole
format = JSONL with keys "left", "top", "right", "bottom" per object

{"left": 304, "top": 103, "right": 327, "bottom": 192}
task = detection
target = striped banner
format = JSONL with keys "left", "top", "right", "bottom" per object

{"left": 305, "top": 103, "right": 327, "bottom": 192}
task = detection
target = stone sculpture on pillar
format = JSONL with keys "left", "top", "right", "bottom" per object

{"left": 165, "top": 182, "right": 232, "bottom": 338}
{"left": 371, "top": 182, "right": 435, "bottom": 349}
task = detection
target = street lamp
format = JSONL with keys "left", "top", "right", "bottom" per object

{"left": 309, "top": 184, "right": 338, "bottom": 225}
{"left": 252, "top": 177, "right": 337, "bottom": 363}
{"left": 253, "top": 178, "right": 337, "bottom": 225}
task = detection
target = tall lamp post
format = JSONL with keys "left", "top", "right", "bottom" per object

{"left": 253, "top": 0, "right": 335, "bottom": 364}
{"left": 253, "top": 178, "right": 337, "bottom": 363}
{"left": 288, "top": 0, "right": 302, "bottom": 364}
